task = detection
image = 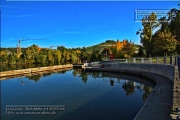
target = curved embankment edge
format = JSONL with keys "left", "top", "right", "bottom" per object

{"left": 101, "top": 63, "right": 178, "bottom": 82}
{"left": 85, "top": 63, "right": 178, "bottom": 120}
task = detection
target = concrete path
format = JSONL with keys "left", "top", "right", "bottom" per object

{"left": 134, "top": 72, "right": 173, "bottom": 120}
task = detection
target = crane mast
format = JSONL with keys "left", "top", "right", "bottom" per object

{"left": 17, "top": 38, "right": 46, "bottom": 58}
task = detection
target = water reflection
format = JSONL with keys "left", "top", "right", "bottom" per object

{"left": 26, "top": 74, "right": 42, "bottom": 82}
{"left": 24, "top": 69, "right": 68, "bottom": 82}
{"left": 22, "top": 68, "right": 153, "bottom": 101}
{"left": 2, "top": 68, "right": 155, "bottom": 120}
{"left": 142, "top": 86, "right": 152, "bottom": 102}
{"left": 122, "top": 81, "right": 135, "bottom": 96}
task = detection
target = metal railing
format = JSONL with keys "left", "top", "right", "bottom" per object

{"left": 84, "top": 56, "right": 179, "bottom": 68}
{"left": 113, "top": 56, "right": 177, "bottom": 65}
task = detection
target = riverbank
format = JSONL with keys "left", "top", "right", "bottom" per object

{"left": 0, "top": 63, "right": 70, "bottom": 72}
{"left": 0, "top": 64, "right": 73, "bottom": 80}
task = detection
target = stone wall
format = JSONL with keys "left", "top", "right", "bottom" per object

{"left": 103, "top": 63, "right": 178, "bottom": 82}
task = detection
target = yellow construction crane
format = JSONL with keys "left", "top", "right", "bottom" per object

{"left": 17, "top": 38, "right": 46, "bottom": 58}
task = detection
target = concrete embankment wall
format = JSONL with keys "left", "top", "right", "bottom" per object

{"left": 0, "top": 64, "right": 73, "bottom": 80}
{"left": 104, "top": 63, "right": 178, "bottom": 82}
{"left": 102, "top": 63, "right": 179, "bottom": 119}
{"left": 86, "top": 63, "right": 178, "bottom": 119}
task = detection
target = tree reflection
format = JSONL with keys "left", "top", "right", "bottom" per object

{"left": 26, "top": 74, "right": 42, "bottom": 82}
{"left": 110, "top": 80, "right": 114, "bottom": 86}
{"left": 79, "top": 72, "right": 88, "bottom": 83}
{"left": 57, "top": 70, "right": 67, "bottom": 74}
{"left": 72, "top": 69, "right": 82, "bottom": 77}
{"left": 42, "top": 72, "right": 52, "bottom": 77}
{"left": 73, "top": 69, "right": 102, "bottom": 84}
{"left": 91, "top": 72, "right": 101, "bottom": 79}
{"left": 142, "top": 86, "right": 152, "bottom": 102}
{"left": 122, "top": 81, "right": 135, "bottom": 96}
{"left": 71, "top": 69, "right": 88, "bottom": 83}
{"left": 24, "top": 68, "right": 153, "bottom": 101}
{"left": 80, "top": 71, "right": 103, "bottom": 83}
{"left": 25, "top": 69, "right": 68, "bottom": 82}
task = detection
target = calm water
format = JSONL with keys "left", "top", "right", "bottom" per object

{"left": 1, "top": 69, "right": 154, "bottom": 120}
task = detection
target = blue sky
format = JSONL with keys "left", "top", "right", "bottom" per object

{"left": 1, "top": 1, "right": 179, "bottom": 48}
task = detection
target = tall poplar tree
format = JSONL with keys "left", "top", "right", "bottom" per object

{"left": 136, "top": 12, "right": 159, "bottom": 57}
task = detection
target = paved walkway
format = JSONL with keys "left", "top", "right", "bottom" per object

{"left": 134, "top": 72, "right": 173, "bottom": 120}
{"left": 85, "top": 68, "right": 173, "bottom": 120}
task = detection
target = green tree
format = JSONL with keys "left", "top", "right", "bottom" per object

{"left": 169, "top": 8, "right": 180, "bottom": 39}
{"left": 47, "top": 50, "right": 54, "bottom": 63}
{"left": 110, "top": 47, "right": 117, "bottom": 58}
{"left": 1, "top": 52, "right": 8, "bottom": 64}
{"left": 65, "top": 52, "right": 71, "bottom": 61}
{"left": 57, "top": 46, "right": 66, "bottom": 52}
{"left": 25, "top": 48, "right": 33, "bottom": 63}
{"left": 138, "top": 46, "right": 145, "bottom": 57}
{"left": 7, "top": 54, "right": 15, "bottom": 65}
{"left": 70, "top": 52, "right": 78, "bottom": 64}
{"left": 39, "top": 48, "right": 48, "bottom": 63}
{"left": 153, "top": 30, "right": 177, "bottom": 56}
{"left": 40, "top": 55, "right": 47, "bottom": 63}
{"left": 34, "top": 54, "right": 41, "bottom": 63}
{"left": 101, "top": 48, "right": 112, "bottom": 59}
{"left": 168, "top": 8, "right": 180, "bottom": 54}
{"left": 122, "top": 40, "right": 135, "bottom": 58}
{"left": 91, "top": 50, "right": 102, "bottom": 61}
{"left": 137, "top": 12, "right": 159, "bottom": 57}
{"left": 53, "top": 50, "right": 61, "bottom": 63}
{"left": 158, "top": 17, "right": 170, "bottom": 32}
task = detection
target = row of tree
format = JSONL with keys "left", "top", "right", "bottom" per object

{"left": 137, "top": 5, "right": 180, "bottom": 57}
{"left": 0, "top": 39, "right": 136, "bottom": 65}
{"left": 0, "top": 45, "right": 91, "bottom": 65}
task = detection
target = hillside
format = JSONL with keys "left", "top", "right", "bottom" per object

{"left": 86, "top": 40, "right": 115, "bottom": 53}
{"left": 86, "top": 40, "right": 141, "bottom": 53}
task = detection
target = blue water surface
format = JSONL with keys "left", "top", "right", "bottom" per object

{"left": 1, "top": 69, "right": 153, "bottom": 120}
